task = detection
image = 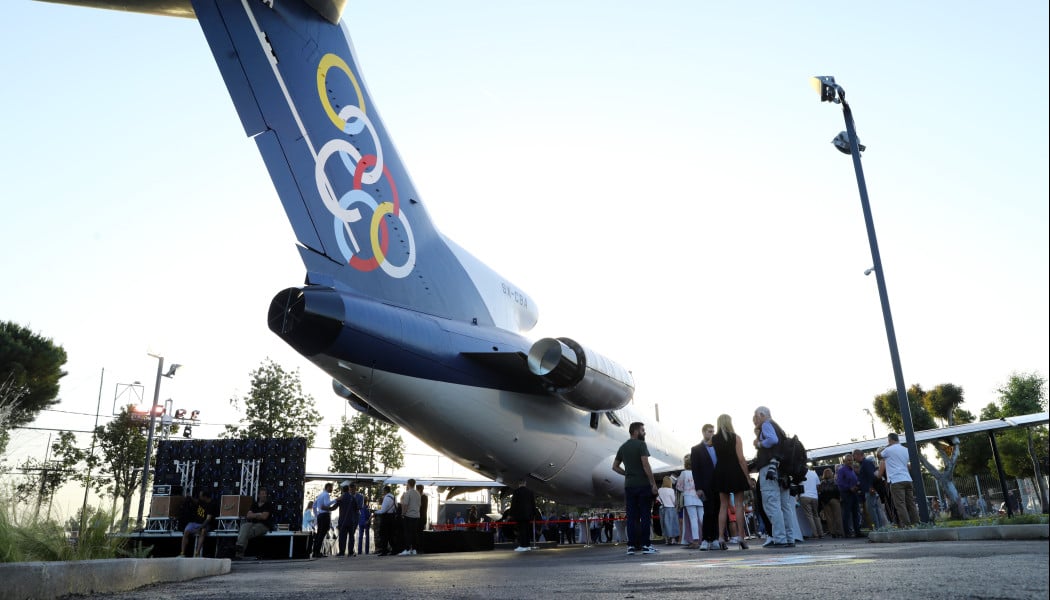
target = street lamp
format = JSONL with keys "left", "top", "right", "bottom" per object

{"left": 811, "top": 75, "right": 930, "bottom": 523}
{"left": 135, "top": 354, "right": 180, "bottom": 530}
{"left": 862, "top": 408, "right": 877, "bottom": 440}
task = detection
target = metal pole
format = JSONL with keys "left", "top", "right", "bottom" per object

{"left": 988, "top": 430, "right": 1012, "bottom": 518}
{"left": 840, "top": 101, "right": 930, "bottom": 523}
{"left": 135, "top": 356, "right": 164, "bottom": 530}
{"left": 80, "top": 367, "right": 105, "bottom": 536}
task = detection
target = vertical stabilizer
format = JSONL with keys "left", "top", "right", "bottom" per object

{"left": 191, "top": 0, "right": 498, "bottom": 326}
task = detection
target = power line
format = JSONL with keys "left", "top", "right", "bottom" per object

{"left": 42, "top": 408, "right": 115, "bottom": 418}
{"left": 11, "top": 426, "right": 95, "bottom": 433}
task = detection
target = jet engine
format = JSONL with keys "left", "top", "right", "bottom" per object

{"left": 331, "top": 379, "right": 394, "bottom": 424}
{"left": 527, "top": 337, "right": 634, "bottom": 412}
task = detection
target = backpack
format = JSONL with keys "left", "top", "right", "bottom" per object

{"left": 768, "top": 419, "right": 807, "bottom": 484}
{"left": 777, "top": 433, "right": 809, "bottom": 485}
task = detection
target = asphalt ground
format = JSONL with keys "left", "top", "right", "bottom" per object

{"left": 83, "top": 537, "right": 1048, "bottom": 600}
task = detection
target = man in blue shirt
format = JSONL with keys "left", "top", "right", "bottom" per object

{"left": 836, "top": 454, "right": 862, "bottom": 537}
{"left": 852, "top": 449, "right": 883, "bottom": 530}
{"left": 752, "top": 406, "right": 797, "bottom": 548}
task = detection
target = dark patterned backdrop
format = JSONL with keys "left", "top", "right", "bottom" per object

{"left": 156, "top": 437, "right": 307, "bottom": 530}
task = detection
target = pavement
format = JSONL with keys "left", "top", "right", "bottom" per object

{"left": 11, "top": 527, "right": 1045, "bottom": 600}
{"left": 0, "top": 557, "right": 230, "bottom": 600}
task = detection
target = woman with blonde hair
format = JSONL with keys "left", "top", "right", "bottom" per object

{"left": 676, "top": 454, "right": 704, "bottom": 549}
{"left": 657, "top": 476, "right": 680, "bottom": 545}
{"left": 711, "top": 414, "right": 751, "bottom": 550}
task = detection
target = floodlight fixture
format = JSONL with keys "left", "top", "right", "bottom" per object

{"left": 810, "top": 75, "right": 843, "bottom": 104}
{"left": 164, "top": 363, "right": 181, "bottom": 378}
{"left": 864, "top": 267, "right": 875, "bottom": 276}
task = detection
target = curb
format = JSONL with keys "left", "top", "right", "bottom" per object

{"left": 0, "top": 557, "right": 231, "bottom": 600}
{"left": 868, "top": 524, "right": 1049, "bottom": 543}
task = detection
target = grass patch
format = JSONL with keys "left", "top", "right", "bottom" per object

{"left": 0, "top": 498, "right": 149, "bottom": 562}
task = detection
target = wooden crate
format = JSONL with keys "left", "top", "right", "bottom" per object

{"left": 149, "top": 495, "right": 186, "bottom": 518}
{"left": 219, "top": 495, "right": 253, "bottom": 517}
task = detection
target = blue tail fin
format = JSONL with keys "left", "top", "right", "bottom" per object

{"left": 192, "top": 0, "right": 533, "bottom": 329}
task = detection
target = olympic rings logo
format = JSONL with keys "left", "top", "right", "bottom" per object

{"left": 314, "top": 53, "right": 415, "bottom": 278}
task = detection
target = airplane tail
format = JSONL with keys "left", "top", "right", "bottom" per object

{"left": 191, "top": 0, "right": 536, "bottom": 332}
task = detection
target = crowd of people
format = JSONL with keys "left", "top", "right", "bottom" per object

{"left": 304, "top": 479, "right": 430, "bottom": 558}
{"left": 183, "top": 406, "right": 961, "bottom": 560}
{"left": 600, "top": 406, "right": 935, "bottom": 557}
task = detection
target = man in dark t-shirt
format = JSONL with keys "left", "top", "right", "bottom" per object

{"left": 612, "top": 422, "right": 659, "bottom": 555}
{"left": 181, "top": 489, "right": 216, "bottom": 558}
{"left": 235, "top": 487, "right": 275, "bottom": 560}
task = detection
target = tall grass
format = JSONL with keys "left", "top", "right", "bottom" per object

{"left": 0, "top": 498, "right": 148, "bottom": 562}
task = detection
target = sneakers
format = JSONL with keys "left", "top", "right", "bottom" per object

{"left": 625, "top": 546, "right": 636, "bottom": 555}
{"left": 762, "top": 539, "right": 776, "bottom": 548}
{"left": 641, "top": 545, "right": 658, "bottom": 554}
{"left": 514, "top": 546, "right": 530, "bottom": 552}
{"left": 410, "top": 549, "right": 417, "bottom": 555}
{"left": 398, "top": 550, "right": 411, "bottom": 556}
{"left": 699, "top": 540, "right": 709, "bottom": 551}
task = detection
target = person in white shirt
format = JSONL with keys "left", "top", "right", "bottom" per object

{"left": 799, "top": 469, "right": 824, "bottom": 538}
{"left": 676, "top": 455, "right": 704, "bottom": 549}
{"left": 878, "top": 433, "right": 920, "bottom": 527}
{"left": 399, "top": 478, "right": 422, "bottom": 555}
{"left": 310, "top": 483, "right": 337, "bottom": 558}
{"left": 657, "top": 476, "right": 680, "bottom": 545}
{"left": 375, "top": 485, "right": 398, "bottom": 556}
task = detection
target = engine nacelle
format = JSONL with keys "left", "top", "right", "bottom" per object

{"left": 527, "top": 337, "right": 634, "bottom": 412}
{"left": 331, "top": 379, "right": 394, "bottom": 425}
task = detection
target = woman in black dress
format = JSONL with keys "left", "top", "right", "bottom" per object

{"left": 712, "top": 413, "right": 751, "bottom": 550}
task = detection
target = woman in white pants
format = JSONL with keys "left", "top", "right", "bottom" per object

{"left": 677, "top": 455, "right": 704, "bottom": 549}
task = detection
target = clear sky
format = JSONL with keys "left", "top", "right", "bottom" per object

{"left": 2, "top": 1, "right": 1047, "bottom": 517}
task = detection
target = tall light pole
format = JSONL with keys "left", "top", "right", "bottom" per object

{"left": 135, "top": 354, "right": 180, "bottom": 530}
{"left": 810, "top": 75, "right": 930, "bottom": 523}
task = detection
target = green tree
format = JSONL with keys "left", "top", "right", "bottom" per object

{"left": 872, "top": 384, "right": 937, "bottom": 434}
{"left": 11, "top": 431, "right": 85, "bottom": 521}
{"left": 92, "top": 408, "right": 148, "bottom": 531}
{"left": 984, "top": 372, "right": 1048, "bottom": 510}
{"left": 954, "top": 402, "right": 998, "bottom": 477}
{"left": 223, "top": 359, "right": 322, "bottom": 446}
{"left": 0, "top": 321, "right": 68, "bottom": 455}
{"left": 329, "top": 413, "right": 404, "bottom": 500}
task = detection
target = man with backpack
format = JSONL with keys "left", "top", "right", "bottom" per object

{"left": 752, "top": 406, "right": 797, "bottom": 548}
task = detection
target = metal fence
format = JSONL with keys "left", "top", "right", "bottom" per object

{"left": 919, "top": 473, "right": 1047, "bottom": 517}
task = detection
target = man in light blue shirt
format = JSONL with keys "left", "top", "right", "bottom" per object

{"left": 752, "top": 406, "right": 796, "bottom": 547}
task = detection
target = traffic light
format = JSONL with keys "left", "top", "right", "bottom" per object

{"left": 183, "top": 425, "right": 193, "bottom": 438}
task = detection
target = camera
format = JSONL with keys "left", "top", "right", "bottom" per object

{"left": 765, "top": 458, "right": 780, "bottom": 481}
